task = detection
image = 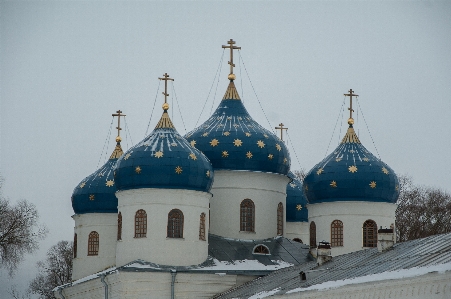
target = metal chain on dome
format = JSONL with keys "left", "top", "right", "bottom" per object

{"left": 324, "top": 96, "right": 346, "bottom": 158}
{"left": 208, "top": 54, "right": 224, "bottom": 116}
{"left": 286, "top": 130, "right": 302, "bottom": 170}
{"left": 337, "top": 99, "right": 345, "bottom": 145}
{"left": 195, "top": 49, "right": 225, "bottom": 128}
{"left": 96, "top": 117, "right": 114, "bottom": 168}
{"left": 239, "top": 52, "right": 244, "bottom": 102}
{"left": 171, "top": 82, "right": 187, "bottom": 134}
{"left": 356, "top": 98, "right": 381, "bottom": 159}
{"left": 144, "top": 80, "right": 162, "bottom": 137}
{"left": 124, "top": 117, "right": 134, "bottom": 150}
{"left": 238, "top": 50, "right": 276, "bottom": 134}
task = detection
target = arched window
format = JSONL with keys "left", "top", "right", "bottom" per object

{"left": 199, "top": 212, "right": 206, "bottom": 241}
{"left": 310, "top": 221, "right": 317, "bottom": 248}
{"left": 73, "top": 233, "right": 77, "bottom": 258}
{"left": 88, "top": 231, "right": 99, "bottom": 256}
{"left": 253, "top": 244, "right": 270, "bottom": 255}
{"left": 331, "top": 220, "right": 343, "bottom": 247}
{"left": 277, "top": 202, "right": 283, "bottom": 236}
{"left": 135, "top": 209, "right": 147, "bottom": 238}
{"left": 293, "top": 238, "right": 303, "bottom": 243}
{"left": 363, "top": 220, "right": 377, "bottom": 247}
{"left": 117, "top": 212, "right": 122, "bottom": 241}
{"left": 167, "top": 209, "right": 184, "bottom": 238}
{"left": 240, "top": 199, "right": 255, "bottom": 232}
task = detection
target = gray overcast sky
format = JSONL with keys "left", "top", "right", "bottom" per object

{"left": 1, "top": 1, "right": 451, "bottom": 296}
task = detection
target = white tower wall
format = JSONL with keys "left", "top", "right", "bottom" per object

{"left": 116, "top": 188, "right": 210, "bottom": 267}
{"left": 72, "top": 213, "right": 117, "bottom": 280}
{"left": 308, "top": 201, "right": 396, "bottom": 256}
{"left": 285, "top": 222, "right": 310, "bottom": 245}
{"left": 209, "top": 171, "right": 289, "bottom": 240}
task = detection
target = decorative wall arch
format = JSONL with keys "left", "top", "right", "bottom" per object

{"left": 363, "top": 219, "right": 377, "bottom": 247}
{"left": 240, "top": 199, "right": 255, "bottom": 232}
{"left": 167, "top": 209, "right": 184, "bottom": 238}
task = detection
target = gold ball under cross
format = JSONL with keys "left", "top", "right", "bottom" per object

{"left": 228, "top": 74, "right": 236, "bottom": 80}
{"left": 348, "top": 118, "right": 354, "bottom": 125}
{"left": 162, "top": 103, "right": 170, "bottom": 110}
{"left": 116, "top": 136, "right": 122, "bottom": 143}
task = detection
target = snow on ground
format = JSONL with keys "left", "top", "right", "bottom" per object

{"left": 248, "top": 288, "right": 280, "bottom": 299}
{"left": 287, "top": 261, "right": 451, "bottom": 294}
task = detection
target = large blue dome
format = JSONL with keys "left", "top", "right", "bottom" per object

{"left": 115, "top": 110, "right": 214, "bottom": 192}
{"left": 304, "top": 126, "right": 399, "bottom": 204}
{"left": 72, "top": 142, "right": 123, "bottom": 214}
{"left": 185, "top": 81, "right": 290, "bottom": 175}
{"left": 286, "top": 172, "right": 308, "bottom": 222}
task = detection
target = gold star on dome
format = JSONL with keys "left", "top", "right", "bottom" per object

{"left": 283, "top": 158, "right": 288, "bottom": 164}
{"left": 336, "top": 157, "right": 342, "bottom": 162}
{"left": 268, "top": 154, "right": 274, "bottom": 160}
{"left": 223, "top": 131, "right": 230, "bottom": 136}
{"left": 171, "top": 142, "right": 177, "bottom": 147}
{"left": 189, "top": 153, "right": 197, "bottom": 160}
{"left": 155, "top": 151, "right": 164, "bottom": 158}
{"left": 363, "top": 157, "right": 369, "bottom": 162}
{"left": 217, "top": 124, "right": 224, "bottom": 128}
{"left": 190, "top": 140, "right": 196, "bottom": 147}
{"left": 276, "top": 144, "right": 282, "bottom": 151}
{"left": 290, "top": 183, "right": 296, "bottom": 188}
{"left": 175, "top": 166, "right": 183, "bottom": 174}
{"left": 348, "top": 165, "right": 358, "bottom": 173}
{"left": 222, "top": 151, "right": 229, "bottom": 158}
{"left": 246, "top": 151, "right": 253, "bottom": 159}
{"left": 369, "top": 181, "right": 376, "bottom": 188}
{"left": 106, "top": 180, "right": 114, "bottom": 187}
{"left": 330, "top": 180, "right": 337, "bottom": 188}
{"left": 382, "top": 167, "right": 389, "bottom": 175}
{"left": 233, "top": 139, "right": 243, "bottom": 147}
{"left": 257, "top": 140, "right": 265, "bottom": 148}
{"left": 79, "top": 182, "right": 86, "bottom": 188}
{"left": 316, "top": 168, "right": 323, "bottom": 175}
{"left": 135, "top": 166, "right": 141, "bottom": 174}
{"left": 210, "top": 139, "right": 219, "bottom": 147}
{"left": 227, "top": 116, "right": 232, "bottom": 120}
{"left": 245, "top": 132, "right": 252, "bottom": 137}
{"left": 89, "top": 194, "right": 95, "bottom": 201}
{"left": 264, "top": 134, "right": 269, "bottom": 138}
{"left": 202, "top": 132, "right": 209, "bottom": 137}
{"left": 206, "top": 170, "right": 210, "bottom": 177}
{"left": 296, "top": 204, "right": 302, "bottom": 211}
{"left": 217, "top": 116, "right": 222, "bottom": 120}
{"left": 233, "top": 124, "right": 239, "bottom": 128}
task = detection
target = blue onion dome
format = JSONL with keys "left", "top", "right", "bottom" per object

{"left": 304, "top": 122, "right": 399, "bottom": 204}
{"left": 72, "top": 137, "right": 123, "bottom": 214}
{"left": 286, "top": 172, "right": 308, "bottom": 222}
{"left": 115, "top": 105, "right": 214, "bottom": 192}
{"left": 184, "top": 81, "right": 290, "bottom": 175}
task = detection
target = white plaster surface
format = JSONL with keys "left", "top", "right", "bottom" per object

{"left": 72, "top": 213, "right": 117, "bottom": 280}
{"left": 210, "top": 171, "right": 289, "bottom": 240}
{"left": 115, "top": 188, "right": 210, "bottom": 267}
{"left": 307, "top": 201, "right": 396, "bottom": 256}
{"left": 285, "top": 222, "right": 309, "bottom": 245}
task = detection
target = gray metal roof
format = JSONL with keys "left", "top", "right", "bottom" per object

{"left": 214, "top": 233, "right": 451, "bottom": 298}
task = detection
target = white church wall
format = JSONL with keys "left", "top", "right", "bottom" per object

{"left": 115, "top": 188, "right": 210, "bottom": 267}
{"left": 308, "top": 201, "right": 396, "bottom": 256}
{"left": 72, "top": 213, "right": 117, "bottom": 280}
{"left": 285, "top": 222, "right": 309, "bottom": 245}
{"left": 210, "top": 170, "right": 289, "bottom": 240}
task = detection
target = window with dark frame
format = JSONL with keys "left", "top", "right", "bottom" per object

{"left": 253, "top": 244, "right": 270, "bottom": 254}
{"left": 135, "top": 209, "right": 147, "bottom": 238}
{"left": 167, "top": 209, "right": 184, "bottom": 238}
{"left": 277, "top": 202, "right": 283, "bottom": 236}
{"left": 310, "top": 221, "right": 317, "bottom": 248}
{"left": 87, "top": 231, "right": 99, "bottom": 256}
{"left": 73, "top": 233, "right": 77, "bottom": 258}
{"left": 240, "top": 199, "right": 255, "bottom": 232}
{"left": 117, "top": 212, "right": 122, "bottom": 241}
{"left": 363, "top": 220, "right": 377, "bottom": 247}
{"left": 331, "top": 220, "right": 344, "bottom": 247}
{"left": 199, "top": 212, "right": 206, "bottom": 241}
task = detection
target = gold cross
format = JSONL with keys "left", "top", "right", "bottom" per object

{"left": 275, "top": 123, "right": 288, "bottom": 140}
{"left": 344, "top": 89, "right": 358, "bottom": 120}
{"left": 112, "top": 110, "right": 126, "bottom": 139}
{"left": 222, "top": 39, "right": 241, "bottom": 77}
{"left": 158, "top": 73, "right": 174, "bottom": 107}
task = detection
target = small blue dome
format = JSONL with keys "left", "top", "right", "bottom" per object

{"left": 304, "top": 126, "right": 399, "bottom": 204}
{"left": 286, "top": 172, "right": 308, "bottom": 222}
{"left": 185, "top": 81, "right": 290, "bottom": 175}
{"left": 115, "top": 111, "right": 214, "bottom": 192}
{"left": 72, "top": 143, "right": 123, "bottom": 214}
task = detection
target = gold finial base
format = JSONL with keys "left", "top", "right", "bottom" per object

{"left": 348, "top": 118, "right": 354, "bottom": 125}
{"left": 116, "top": 136, "right": 122, "bottom": 143}
{"left": 162, "top": 103, "right": 170, "bottom": 111}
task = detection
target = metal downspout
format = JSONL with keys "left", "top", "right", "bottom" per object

{"left": 170, "top": 269, "right": 177, "bottom": 299}
{"left": 58, "top": 288, "right": 66, "bottom": 299}
{"left": 100, "top": 274, "right": 108, "bottom": 299}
